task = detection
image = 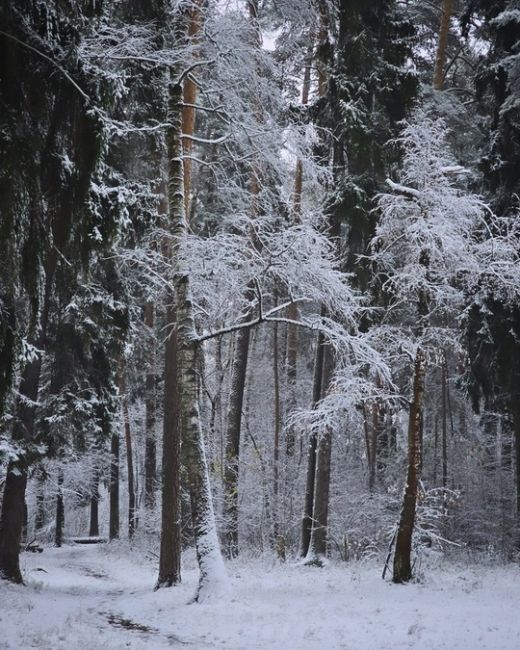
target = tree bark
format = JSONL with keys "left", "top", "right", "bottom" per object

{"left": 0, "top": 266, "right": 54, "bottom": 582}
{"left": 272, "top": 320, "right": 282, "bottom": 553}
{"left": 300, "top": 328, "right": 325, "bottom": 557}
{"left": 433, "top": 0, "right": 454, "bottom": 90}
{"left": 55, "top": 469, "right": 64, "bottom": 548}
{"left": 144, "top": 299, "right": 157, "bottom": 509}
{"left": 89, "top": 469, "right": 99, "bottom": 537}
{"left": 285, "top": 39, "right": 314, "bottom": 457}
{"left": 156, "top": 299, "right": 182, "bottom": 588}
{"left": 442, "top": 355, "right": 448, "bottom": 514}
{"left": 223, "top": 325, "right": 250, "bottom": 558}
{"left": 35, "top": 469, "right": 46, "bottom": 533}
{"left": 307, "top": 343, "right": 335, "bottom": 561}
{"left": 393, "top": 348, "right": 426, "bottom": 583}
{"left": 182, "top": 0, "right": 204, "bottom": 217}
{"left": 158, "top": 77, "right": 228, "bottom": 597}
{"left": 121, "top": 371, "right": 135, "bottom": 539}
{"left": 109, "top": 431, "right": 120, "bottom": 541}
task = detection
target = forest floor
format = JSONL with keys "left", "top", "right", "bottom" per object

{"left": 1, "top": 543, "right": 520, "bottom": 650}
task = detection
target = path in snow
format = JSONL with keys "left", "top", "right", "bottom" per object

{"left": 1, "top": 544, "right": 520, "bottom": 649}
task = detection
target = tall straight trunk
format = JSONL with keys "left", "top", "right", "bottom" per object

{"left": 433, "top": 0, "right": 454, "bottom": 90}
{"left": 441, "top": 356, "right": 448, "bottom": 513}
{"left": 157, "top": 299, "right": 182, "bottom": 588}
{"left": 169, "top": 78, "right": 227, "bottom": 599}
{"left": 182, "top": 0, "right": 204, "bottom": 217}
{"left": 512, "top": 399, "right": 520, "bottom": 549}
{"left": 121, "top": 372, "right": 136, "bottom": 539}
{"left": 89, "top": 469, "right": 99, "bottom": 537}
{"left": 109, "top": 431, "right": 120, "bottom": 540}
{"left": 285, "top": 39, "right": 314, "bottom": 456}
{"left": 55, "top": 470, "right": 64, "bottom": 548}
{"left": 307, "top": 343, "right": 335, "bottom": 561}
{"left": 144, "top": 299, "right": 157, "bottom": 509}
{"left": 223, "top": 325, "right": 251, "bottom": 558}
{"left": 300, "top": 328, "right": 325, "bottom": 557}
{"left": 393, "top": 348, "right": 426, "bottom": 583}
{"left": 272, "top": 320, "right": 282, "bottom": 551}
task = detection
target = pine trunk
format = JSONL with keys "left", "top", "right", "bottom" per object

{"left": 393, "top": 348, "right": 426, "bottom": 583}
{"left": 157, "top": 300, "right": 182, "bottom": 588}
{"left": 433, "top": 0, "right": 454, "bottom": 90}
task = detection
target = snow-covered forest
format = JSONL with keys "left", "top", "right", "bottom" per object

{"left": 1, "top": 0, "right": 520, "bottom": 648}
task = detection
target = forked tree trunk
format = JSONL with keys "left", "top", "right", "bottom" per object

{"left": 55, "top": 470, "right": 64, "bottom": 548}
{"left": 300, "top": 328, "right": 325, "bottom": 557}
{"left": 109, "top": 431, "right": 120, "bottom": 541}
{"left": 393, "top": 348, "right": 426, "bottom": 583}
{"left": 223, "top": 325, "right": 250, "bottom": 558}
{"left": 433, "top": 0, "right": 454, "bottom": 90}
{"left": 144, "top": 299, "right": 157, "bottom": 509}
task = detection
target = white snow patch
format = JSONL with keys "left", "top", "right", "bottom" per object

{"left": 1, "top": 545, "right": 520, "bottom": 649}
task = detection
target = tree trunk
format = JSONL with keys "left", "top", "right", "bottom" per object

{"left": 35, "top": 469, "right": 46, "bottom": 533}
{"left": 0, "top": 268, "right": 53, "bottom": 582}
{"left": 177, "top": 276, "right": 228, "bottom": 601}
{"left": 89, "top": 469, "right": 99, "bottom": 537}
{"left": 159, "top": 78, "right": 228, "bottom": 597}
{"left": 0, "top": 465, "right": 27, "bottom": 582}
{"left": 442, "top": 355, "right": 448, "bottom": 514}
{"left": 285, "top": 39, "right": 314, "bottom": 457}
{"left": 144, "top": 299, "right": 157, "bottom": 509}
{"left": 512, "top": 400, "right": 520, "bottom": 549}
{"left": 55, "top": 469, "right": 64, "bottom": 548}
{"left": 223, "top": 325, "right": 250, "bottom": 558}
{"left": 393, "top": 348, "right": 426, "bottom": 583}
{"left": 182, "top": 0, "right": 204, "bottom": 217}
{"left": 307, "top": 343, "right": 335, "bottom": 562}
{"left": 121, "top": 372, "right": 136, "bottom": 539}
{"left": 109, "top": 431, "right": 120, "bottom": 541}
{"left": 156, "top": 299, "right": 182, "bottom": 588}
{"left": 300, "top": 328, "right": 325, "bottom": 557}
{"left": 272, "top": 320, "right": 282, "bottom": 554}
{"left": 433, "top": 0, "right": 454, "bottom": 90}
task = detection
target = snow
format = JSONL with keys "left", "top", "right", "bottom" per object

{"left": 1, "top": 544, "right": 520, "bottom": 649}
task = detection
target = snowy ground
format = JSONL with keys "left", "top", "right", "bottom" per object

{"left": 1, "top": 544, "right": 520, "bottom": 650}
